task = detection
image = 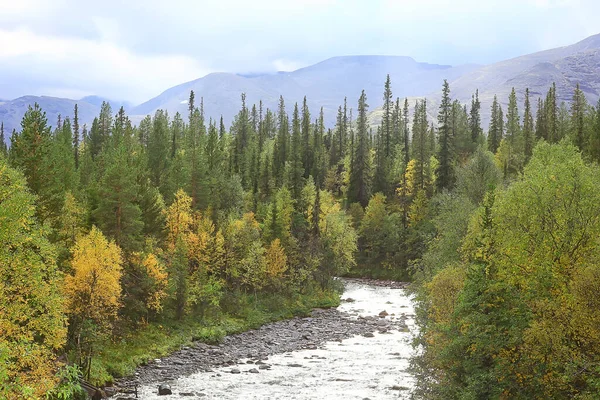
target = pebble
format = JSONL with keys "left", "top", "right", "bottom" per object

{"left": 112, "top": 278, "right": 409, "bottom": 394}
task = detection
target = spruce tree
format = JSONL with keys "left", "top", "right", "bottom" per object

{"left": 348, "top": 90, "right": 371, "bottom": 207}
{"left": 42, "top": 118, "right": 78, "bottom": 222}
{"left": 383, "top": 74, "right": 393, "bottom": 158}
{"left": 9, "top": 103, "right": 52, "bottom": 196}
{"left": 469, "top": 89, "right": 482, "bottom": 143}
{"left": 505, "top": 87, "right": 524, "bottom": 172}
{"left": 330, "top": 105, "right": 345, "bottom": 166}
{"left": 570, "top": 83, "right": 587, "bottom": 151}
{"left": 312, "top": 109, "right": 326, "bottom": 188}
{"left": 93, "top": 144, "right": 143, "bottom": 252}
{"left": 435, "top": 80, "right": 455, "bottom": 192}
{"left": 411, "top": 100, "right": 430, "bottom": 191}
{"left": 148, "top": 109, "right": 171, "bottom": 193}
{"left": 0, "top": 122, "right": 7, "bottom": 157}
{"left": 73, "top": 104, "right": 80, "bottom": 169}
{"left": 301, "top": 96, "right": 312, "bottom": 178}
{"left": 545, "top": 83, "right": 558, "bottom": 142}
{"left": 523, "top": 88, "right": 534, "bottom": 163}
{"left": 289, "top": 103, "right": 304, "bottom": 201}
{"left": 403, "top": 98, "right": 410, "bottom": 166}
{"left": 274, "top": 96, "right": 289, "bottom": 187}
{"left": 535, "top": 97, "right": 546, "bottom": 141}
{"left": 488, "top": 96, "right": 502, "bottom": 153}
{"left": 171, "top": 112, "right": 184, "bottom": 159}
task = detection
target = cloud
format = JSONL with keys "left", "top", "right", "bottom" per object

{"left": 0, "top": 0, "right": 598, "bottom": 103}
{"left": 0, "top": 27, "right": 209, "bottom": 103}
{"left": 272, "top": 59, "right": 306, "bottom": 72}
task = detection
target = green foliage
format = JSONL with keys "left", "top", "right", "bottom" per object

{"left": 0, "top": 159, "right": 67, "bottom": 397}
{"left": 415, "top": 142, "right": 600, "bottom": 398}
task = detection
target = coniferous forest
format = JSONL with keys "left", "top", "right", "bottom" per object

{"left": 3, "top": 75, "right": 600, "bottom": 398}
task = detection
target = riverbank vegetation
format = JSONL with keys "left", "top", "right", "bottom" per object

{"left": 2, "top": 75, "right": 600, "bottom": 397}
{"left": 410, "top": 85, "right": 600, "bottom": 398}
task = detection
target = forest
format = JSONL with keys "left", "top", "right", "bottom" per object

{"left": 2, "top": 74, "right": 600, "bottom": 398}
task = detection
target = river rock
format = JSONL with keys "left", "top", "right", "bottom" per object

{"left": 379, "top": 310, "right": 389, "bottom": 317}
{"left": 158, "top": 384, "right": 172, "bottom": 395}
{"left": 230, "top": 368, "right": 241, "bottom": 374}
{"left": 114, "top": 278, "right": 410, "bottom": 390}
{"left": 249, "top": 368, "right": 259, "bottom": 373}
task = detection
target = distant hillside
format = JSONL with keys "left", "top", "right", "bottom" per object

{"left": 447, "top": 33, "right": 600, "bottom": 125}
{"left": 131, "top": 56, "right": 479, "bottom": 127}
{"left": 3, "top": 33, "right": 600, "bottom": 144}
{"left": 0, "top": 96, "right": 100, "bottom": 137}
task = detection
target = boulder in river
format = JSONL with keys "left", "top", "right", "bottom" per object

{"left": 158, "top": 384, "right": 172, "bottom": 395}
{"left": 379, "top": 310, "right": 389, "bottom": 317}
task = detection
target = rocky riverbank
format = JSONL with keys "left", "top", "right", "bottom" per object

{"left": 111, "top": 280, "right": 410, "bottom": 397}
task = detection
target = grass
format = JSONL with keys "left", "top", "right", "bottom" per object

{"left": 89, "top": 288, "right": 340, "bottom": 386}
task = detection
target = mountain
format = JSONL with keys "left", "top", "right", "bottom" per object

{"left": 0, "top": 96, "right": 101, "bottom": 138}
{"left": 131, "top": 56, "right": 480, "bottom": 126}
{"left": 3, "top": 33, "right": 599, "bottom": 143}
{"left": 446, "top": 33, "right": 600, "bottom": 123}
{"left": 80, "top": 95, "right": 133, "bottom": 112}
{"left": 0, "top": 95, "right": 132, "bottom": 140}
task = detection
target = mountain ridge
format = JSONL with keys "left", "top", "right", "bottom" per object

{"left": 2, "top": 33, "right": 599, "bottom": 141}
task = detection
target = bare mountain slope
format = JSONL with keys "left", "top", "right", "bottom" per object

{"left": 131, "top": 56, "right": 479, "bottom": 126}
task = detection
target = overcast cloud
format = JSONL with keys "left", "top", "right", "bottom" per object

{"left": 0, "top": 0, "right": 598, "bottom": 104}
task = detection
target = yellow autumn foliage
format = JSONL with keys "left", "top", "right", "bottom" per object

{"left": 265, "top": 238, "right": 288, "bottom": 283}
{"left": 64, "top": 226, "right": 123, "bottom": 325}
{"left": 142, "top": 253, "right": 168, "bottom": 313}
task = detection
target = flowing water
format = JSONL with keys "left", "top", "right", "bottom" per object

{"left": 135, "top": 281, "right": 416, "bottom": 399}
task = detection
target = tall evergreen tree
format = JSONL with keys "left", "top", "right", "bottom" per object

{"left": 73, "top": 104, "right": 80, "bottom": 169}
{"left": 330, "top": 105, "right": 345, "bottom": 166}
{"left": 469, "top": 89, "right": 482, "bottom": 143}
{"left": 93, "top": 144, "right": 143, "bottom": 252}
{"left": 435, "top": 80, "right": 455, "bottom": 192}
{"left": 274, "top": 96, "right": 289, "bottom": 187}
{"left": 313, "top": 108, "right": 327, "bottom": 187}
{"left": 43, "top": 118, "right": 78, "bottom": 222}
{"left": 0, "top": 122, "right": 7, "bottom": 157}
{"left": 488, "top": 96, "right": 502, "bottom": 153}
{"left": 289, "top": 103, "right": 304, "bottom": 200}
{"left": 411, "top": 100, "right": 430, "bottom": 191}
{"left": 383, "top": 74, "right": 393, "bottom": 158}
{"left": 523, "top": 88, "right": 534, "bottom": 162}
{"left": 148, "top": 109, "right": 171, "bottom": 193}
{"left": 170, "top": 112, "right": 184, "bottom": 159}
{"left": 219, "top": 115, "right": 226, "bottom": 139}
{"left": 535, "top": 97, "right": 546, "bottom": 141}
{"left": 570, "top": 83, "right": 587, "bottom": 151}
{"left": 9, "top": 103, "right": 52, "bottom": 196}
{"left": 348, "top": 90, "right": 372, "bottom": 207}
{"left": 301, "top": 96, "right": 312, "bottom": 178}
{"left": 403, "top": 98, "right": 410, "bottom": 166}
{"left": 545, "top": 83, "right": 558, "bottom": 142}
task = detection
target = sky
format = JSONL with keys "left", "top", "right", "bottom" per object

{"left": 0, "top": 0, "right": 598, "bottom": 104}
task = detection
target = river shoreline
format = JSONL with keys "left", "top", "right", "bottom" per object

{"left": 110, "top": 279, "right": 411, "bottom": 398}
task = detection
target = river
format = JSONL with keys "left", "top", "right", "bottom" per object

{"left": 125, "top": 280, "right": 416, "bottom": 399}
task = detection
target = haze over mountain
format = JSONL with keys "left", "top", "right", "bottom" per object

{"left": 131, "top": 56, "right": 479, "bottom": 127}
{"left": 1, "top": 33, "right": 600, "bottom": 141}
